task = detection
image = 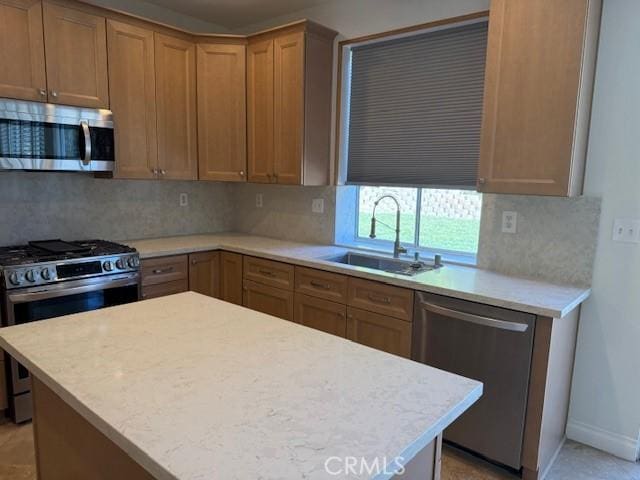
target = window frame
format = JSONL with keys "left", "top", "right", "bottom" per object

{"left": 352, "top": 186, "right": 480, "bottom": 265}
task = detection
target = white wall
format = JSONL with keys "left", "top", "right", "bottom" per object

{"left": 566, "top": 0, "right": 640, "bottom": 461}
{"left": 83, "top": 0, "right": 228, "bottom": 32}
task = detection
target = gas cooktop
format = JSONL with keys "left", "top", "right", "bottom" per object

{"left": 0, "top": 239, "right": 140, "bottom": 289}
{"left": 0, "top": 239, "right": 136, "bottom": 267}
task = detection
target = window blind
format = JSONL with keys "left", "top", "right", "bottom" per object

{"left": 346, "top": 21, "right": 488, "bottom": 187}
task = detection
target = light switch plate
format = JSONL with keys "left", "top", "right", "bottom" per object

{"left": 255, "top": 193, "right": 263, "bottom": 208}
{"left": 502, "top": 211, "right": 517, "bottom": 234}
{"left": 312, "top": 198, "right": 324, "bottom": 214}
{"left": 179, "top": 193, "right": 188, "bottom": 207}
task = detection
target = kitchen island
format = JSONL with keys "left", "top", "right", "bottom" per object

{"left": 0, "top": 292, "right": 481, "bottom": 480}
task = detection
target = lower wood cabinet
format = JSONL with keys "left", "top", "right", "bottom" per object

{"left": 346, "top": 307, "right": 412, "bottom": 359}
{"left": 294, "top": 293, "right": 347, "bottom": 337}
{"left": 243, "top": 279, "right": 294, "bottom": 321}
{"left": 188, "top": 251, "right": 220, "bottom": 298}
{"left": 141, "top": 255, "right": 188, "bottom": 300}
{"left": 0, "top": 352, "right": 7, "bottom": 411}
{"left": 220, "top": 251, "right": 243, "bottom": 305}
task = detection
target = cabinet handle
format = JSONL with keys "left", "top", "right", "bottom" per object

{"left": 152, "top": 267, "right": 174, "bottom": 275}
{"left": 310, "top": 280, "right": 330, "bottom": 290}
{"left": 50, "top": 90, "right": 58, "bottom": 98}
{"left": 39, "top": 89, "right": 46, "bottom": 97}
{"left": 367, "top": 293, "right": 391, "bottom": 304}
{"left": 150, "top": 167, "right": 158, "bottom": 175}
{"left": 258, "top": 269, "right": 275, "bottom": 277}
{"left": 160, "top": 169, "right": 166, "bottom": 176}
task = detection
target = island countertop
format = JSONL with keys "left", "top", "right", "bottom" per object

{"left": 0, "top": 292, "right": 482, "bottom": 480}
{"left": 123, "top": 233, "right": 591, "bottom": 318}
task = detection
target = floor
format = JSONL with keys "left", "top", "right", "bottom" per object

{"left": 0, "top": 421, "right": 638, "bottom": 479}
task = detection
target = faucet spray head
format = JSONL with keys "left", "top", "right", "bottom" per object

{"left": 369, "top": 217, "right": 376, "bottom": 239}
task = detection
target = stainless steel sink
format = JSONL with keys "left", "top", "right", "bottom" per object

{"left": 323, "top": 251, "right": 441, "bottom": 276}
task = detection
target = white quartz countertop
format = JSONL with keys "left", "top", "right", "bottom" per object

{"left": 124, "top": 233, "right": 591, "bottom": 318}
{"left": 0, "top": 293, "right": 481, "bottom": 480}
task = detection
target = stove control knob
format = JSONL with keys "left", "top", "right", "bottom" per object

{"left": 115, "top": 258, "right": 125, "bottom": 270}
{"left": 128, "top": 256, "right": 140, "bottom": 268}
{"left": 103, "top": 260, "right": 114, "bottom": 272}
{"left": 25, "top": 270, "right": 36, "bottom": 282}
{"left": 41, "top": 267, "right": 51, "bottom": 280}
{"left": 8, "top": 272, "right": 20, "bottom": 285}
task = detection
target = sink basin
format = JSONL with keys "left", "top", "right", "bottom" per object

{"left": 323, "top": 251, "right": 441, "bottom": 276}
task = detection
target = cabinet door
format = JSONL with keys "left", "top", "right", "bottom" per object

{"left": 247, "top": 38, "right": 274, "bottom": 183}
{"left": 478, "top": 0, "right": 592, "bottom": 196}
{"left": 220, "top": 251, "right": 243, "bottom": 305}
{"left": 294, "top": 293, "right": 346, "bottom": 337}
{"left": 0, "top": 0, "right": 46, "bottom": 101}
{"left": 42, "top": 2, "right": 108, "bottom": 108}
{"left": 107, "top": 20, "right": 157, "bottom": 179}
{"left": 197, "top": 43, "right": 246, "bottom": 182}
{"left": 189, "top": 251, "right": 220, "bottom": 298}
{"left": 155, "top": 33, "right": 198, "bottom": 180}
{"left": 346, "top": 307, "right": 412, "bottom": 358}
{"left": 0, "top": 353, "right": 6, "bottom": 411}
{"left": 243, "top": 279, "right": 294, "bottom": 321}
{"left": 273, "top": 32, "right": 304, "bottom": 185}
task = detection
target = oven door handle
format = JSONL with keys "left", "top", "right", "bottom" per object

{"left": 8, "top": 276, "right": 138, "bottom": 303}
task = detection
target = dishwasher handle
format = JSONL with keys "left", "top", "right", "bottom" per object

{"left": 418, "top": 301, "right": 528, "bottom": 332}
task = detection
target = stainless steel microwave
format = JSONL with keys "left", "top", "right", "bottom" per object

{"left": 0, "top": 98, "right": 114, "bottom": 173}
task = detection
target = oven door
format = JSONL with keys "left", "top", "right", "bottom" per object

{"left": 3, "top": 273, "right": 140, "bottom": 395}
{"left": 0, "top": 99, "right": 114, "bottom": 172}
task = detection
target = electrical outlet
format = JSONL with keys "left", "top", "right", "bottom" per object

{"left": 502, "top": 211, "right": 517, "bottom": 234}
{"left": 612, "top": 218, "right": 638, "bottom": 243}
{"left": 179, "top": 193, "right": 188, "bottom": 207}
{"left": 255, "top": 193, "right": 263, "bottom": 208}
{"left": 312, "top": 198, "right": 324, "bottom": 214}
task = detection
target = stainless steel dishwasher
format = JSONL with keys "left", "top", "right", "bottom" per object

{"left": 412, "top": 292, "right": 536, "bottom": 469}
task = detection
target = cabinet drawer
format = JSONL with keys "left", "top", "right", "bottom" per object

{"left": 243, "top": 256, "right": 294, "bottom": 290}
{"left": 243, "top": 279, "right": 294, "bottom": 321}
{"left": 294, "top": 293, "right": 347, "bottom": 337}
{"left": 141, "top": 255, "right": 188, "bottom": 286}
{"left": 142, "top": 279, "right": 188, "bottom": 300}
{"left": 347, "top": 278, "right": 414, "bottom": 321}
{"left": 347, "top": 307, "right": 412, "bottom": 359}
{"left": 295, "top": 266, "right": 347, "bottom": 303}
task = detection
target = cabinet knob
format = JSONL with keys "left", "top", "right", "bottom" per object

{"left": 50, "top": 90, "right": 58, "bottom": 98}
{"left": 160, "top": 169, "right": 166, "bottom": 176}
{"left": 150, "top": 167, "right": 158, "bottom": 175}
{"left": 239, "top": 171, "right": 245, "bottom": 176}
{"left": 478, "top": 177, "right": 486, "bottom": 185}
{"left": 39, "top": 89, "right": 46, "bottom": 97}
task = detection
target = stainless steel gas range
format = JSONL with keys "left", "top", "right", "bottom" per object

{"left": 0, "top": 239, "right": 141, "bottom": 423}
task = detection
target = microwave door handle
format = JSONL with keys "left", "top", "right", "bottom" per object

{"left": 80, "top": 120, "right": 91, "bottom": 166}
{"left": 419, "top": 301, "right": 529, "bottom": 332}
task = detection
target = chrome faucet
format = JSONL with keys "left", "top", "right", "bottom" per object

{"left": 369, "top": 195, "right": 407, "bottom": 258}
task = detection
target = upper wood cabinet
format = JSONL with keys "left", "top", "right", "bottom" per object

{"left": 247, "top": 38, "right": 274, "bottom": 184}
{"left": 478, "top": 0, "right": 601, "bottom": 196}
{"left": 107, "top": 20, "right": 157, "bottom": 179}
{"left": 0, "top": 0, "right": 46, "bottom": 101}
{"left": 155, "top": 33, "right": 198, "bottom": 180}
{"left": 188, "top": 251, "right": 220, "bottom": 298}
{"left": 42, "top": 2, "right": 109, "bottom": 108}
{"left": 247, "top": 22, "right": 337, "bottom": 185}
{"left": 197, "top": 42, "right": 247, "bottom": 182}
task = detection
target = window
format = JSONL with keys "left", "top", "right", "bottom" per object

{"left": 356, "top": 186, "right": 482, "bottom": 257}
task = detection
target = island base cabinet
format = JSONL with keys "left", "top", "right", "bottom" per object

{"left": 294, "top": 293, "right": 346, "bottom": 337}
{"left": 346, "top": 307, "right": 412, "bottom": 359}
{"left": 31, "top": 377, "right": 154, "bottom": 480}
{"left": 243, "top": 279, "right": 294, "bottom": 321}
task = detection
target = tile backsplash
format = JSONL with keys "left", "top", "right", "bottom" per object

{"left": 477, "top": 194, "right": 601, "bottom": 286}
{"left": 0, "top": 172, "right": 233, "bottom": 245}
